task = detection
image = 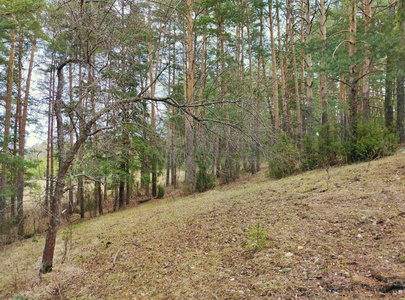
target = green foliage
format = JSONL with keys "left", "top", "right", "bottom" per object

{"left": 301, "top": 124, "right": 342, "bottom": 170}
{"left": 246, "top": 223, "right": 268, "bottom": 250}
{"left": 12, "top": 296, "right": 32, "bottom": 300}
{"left": 195, "top": 154, "right": 216, "bottom": 192}
{"left": 345, "top": 121, "right": 398, "bottom": 162}
{"left": 157, "top": 185, "right": 165, "bottom": 199}
{"left": 317, "top": 123, "right": 341, "bottom": 166}
{"left": 268, "top": 134, "right": 299, "bottom": 179}
{"left": 140, "top": 173, "right": 150, "bottom": 186}
{"left": 300, "top": 135, "right": 318, "bottom": 171}
{"left": 26, "top": 157, "right": 48, "bottom": 179}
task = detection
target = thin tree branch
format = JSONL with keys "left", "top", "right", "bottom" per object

{"left": 137, "top": 63, "right": 170, "bottom": 97}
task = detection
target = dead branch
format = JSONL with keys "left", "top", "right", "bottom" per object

{"left": 73, "top": 174, "right": 104, "bottom": 184}
{"left": 112, "top": 241, "right": 140, "bottom": 267}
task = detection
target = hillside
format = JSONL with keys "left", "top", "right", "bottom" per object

{"left": 1, "top": 151, "right": 405, "bottom": 299}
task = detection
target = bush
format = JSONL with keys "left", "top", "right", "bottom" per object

{"left": 345, "top": 121, "right": 397, "bottom": 161}
{"left": 300, "top": 135, "right": 318, "bottom": 170}
{"left": 195, "top": 155, "right": 216, "bottom": 192}
{"left": 157, "top": 185, "right": 165, "bottom": 198}
{"left": 268, "top": 134, "right": 299, "bottom": 179}
{"left": 317, "top": 123, "right": 341, "bottom": 166}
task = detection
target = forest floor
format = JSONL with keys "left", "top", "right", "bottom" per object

{"left": 1, "top": 150, "right": 405, "bottom": 299}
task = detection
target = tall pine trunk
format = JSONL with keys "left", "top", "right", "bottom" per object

{"left": 305, "top": 0, "right": 314, "bottom": 134}
{"left": 269, "top": 0, "right": 279, "bottom": 131}
{"left": 384, "top": 3, "right": 396, "bottom": 132}
{"left": 184, "top": 0, "right": 196, "bottom": 187}
{"left": 319, "top": 0, "right": 328, "bottom": 124}
{"left": 1, "top": 17, "right": 16, "bottom": 222}
{"left": 16, "top": 35, "right": 37, "bottom": 236}
{"left": 362, "top": 0, "right": 371, "bottom": 120}
{"left": 276, "top": 0, "right": 288, "bottom": 132}
{"left": 397, "top": 0, "right": 405, "bottom": 143}
{"left": 348, "top": 0, "right": 358, "bottom": 137}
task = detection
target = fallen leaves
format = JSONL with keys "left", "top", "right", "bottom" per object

{"left": 1, "top": 150, "right": 405, "bottom": 299}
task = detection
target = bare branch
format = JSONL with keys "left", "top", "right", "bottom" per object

{"left": 73, "top": 174, "right": 104, "bottom": 184}
{"left": 137, "top": 63, "right": 170, "bottom": 97}
{"left": 332, "top": 40, "right": 351, "bottom": 57}
{"left": 112, "top": 241, "right": 140, "bottom": 267}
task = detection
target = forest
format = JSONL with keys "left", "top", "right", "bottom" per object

{"left": 0, "top": 0, "right": 404, "bottom": 295}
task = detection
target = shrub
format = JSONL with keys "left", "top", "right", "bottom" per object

{"left": 300, "top": 135, "right": 318, "bottom": 170}
{"left": 268, "top": 134, "right": 299, "bottom": 179}
{"left": 157, "top": 185, "right": 165, "bottom": 198}
{"left": 344, "top": 121, "right": 397, "bottom": 162}
{"left": 195, "top": 155, "right": 216, "bottom": 192}
{"left": 317, "top": 123, "right": 341, "bottom": 166}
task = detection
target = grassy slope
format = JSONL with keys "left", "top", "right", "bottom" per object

{"left": 1, "top": 151, "right": 405, "bottom": 299}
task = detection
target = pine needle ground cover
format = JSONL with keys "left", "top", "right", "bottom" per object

{"left": 1, "top": 150, "right": 404, "bottom": 299}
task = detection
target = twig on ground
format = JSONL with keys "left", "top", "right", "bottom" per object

{"left": 112, "top": 240, "right": 140, "bottom": 267}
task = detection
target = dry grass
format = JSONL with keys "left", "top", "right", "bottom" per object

{"left": 1, "top": 150, "right": 405, "bottom": 299}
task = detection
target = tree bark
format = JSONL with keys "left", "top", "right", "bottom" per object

{"left": 16, "top": 35, "right": 37, "bottom": 236}
{"left": 397, "top": 71, "right": 404, "bottom": 143}
{"left": 305, "top": 0, "right": 314, "bottom": 134}
{"left": 148, "top": 0, "right": 158, "bottom": 198}
{"left": 78, "top": 65, "right": 85, "bottom": 218}
{"left": 41, "top": 61, "right": 78, "bottom": 275}
{"left": 12, "top": 28, "right": 24, "bottom": 220}
{"left": 276, "top": 0, "right": 288, "bottom": 132}
{"left": 184, "top": 0, "right": 196, "bottom": 187}
{"left": 397, "top": 0, "right": 405, "bottom": 143}
{"left": 362, "top": 0, "right": 371, "bottom": 120}
{"left": 1, "top": 16, "right": 16, "bottom": 222}
{"left": 289, "top": 4, "right": 301, "bottom": 139}
{"left": 300, "top": 0, "right": 306, "bottom": 134}
{"left": 45, "top": 51, "right": 55, "bottom": 214}
{"left": 348, "top": 0, "right": 358, "bottom": 137}
{"left": 98, "top": 181, "right": 103, "bottom": 215}
{"left": 319, "top": 0, "right": 328, "bottom": 124}
{"left": 119, "top": 162, "right": 125, "bottom": 209}
{"left": 269, "top": 0, "right": 279, "bottom": 131}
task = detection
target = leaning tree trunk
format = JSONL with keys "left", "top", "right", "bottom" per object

{"left": 40, "top": 59, "right": 94, "bottom": 275}
{"left": 40, "top": 62, "right": 71, "bottom": 275}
